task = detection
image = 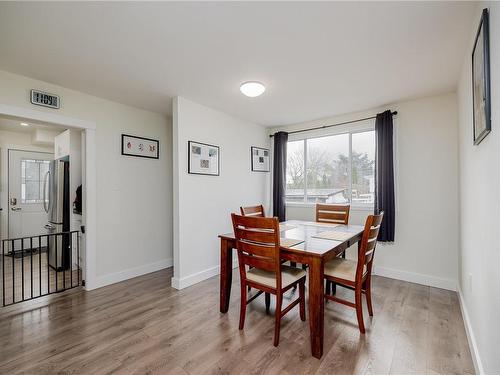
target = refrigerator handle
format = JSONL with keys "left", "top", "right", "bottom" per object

{"left": 43, "top": 170, "right": 50, "bottom": 213}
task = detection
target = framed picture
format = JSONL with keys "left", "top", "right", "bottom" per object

{"left": 121, "top": 134, "right": 159, "bottom": 159}
{"left": 188, "top": 141, "right": 220, "bottom": 176}
{"left": 251, "top": 146, "right": 270, "bottom": 172}
{"left": 472, "top": 8, "right": 491, "bottom": 145}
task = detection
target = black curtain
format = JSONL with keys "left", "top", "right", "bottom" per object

{"left": 375, "top": 110, "right": 395, "bottom": 242}
{"left": 273, "top": 131, "right": 288, "bottom": 221}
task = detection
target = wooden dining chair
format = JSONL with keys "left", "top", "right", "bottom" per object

{"left": 315, "top": 203, "right": 350, "bottom": 225}
{"left": 317, "top": 203, "right": 351, "bottom": 293}
{"left": 240, "top": 204, "right": 266, "bottom": 217}
{"left": 231, "top": 213, "right": 306, "bottom": 346}
{"left": 323, "top": 212, "right": 384, "bottom": 334}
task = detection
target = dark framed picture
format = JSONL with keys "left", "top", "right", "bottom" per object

{"left": 121, "top": 134, "right": 159, "bottom": 159}
{"left": 251, "top": 146, "right": 270, "bottom": 172}
{"left": 472, "top": 8, "right": 491, "bottom": 145}
{"left": 188, "top": 141, "right": 220, "bottom": 176}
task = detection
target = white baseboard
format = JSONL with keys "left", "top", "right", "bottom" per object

{"left": 89, "top": 258, "right": 173, "bottom": 290}
{"left": 457, "top": 284, "right": 484, "bottom": 375}
{"left": 171, "top": 259, "right": 239, "bottom": 290}
{"left": 373, "top": 265, "right": 456, "bottom": 291}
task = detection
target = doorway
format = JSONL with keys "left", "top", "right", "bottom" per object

{"left": 0, "top": 115, "right": 85, "bottom": 305}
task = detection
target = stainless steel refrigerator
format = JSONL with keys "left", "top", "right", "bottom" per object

{"left": 44, "top": 159, "right": 70, "bottom": 270}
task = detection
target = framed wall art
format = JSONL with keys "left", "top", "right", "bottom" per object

{"left": 122, "top": 134, "right": 159, "bottom": 159}
{"left": 472, "top": 8, "right": 491, "bottom": 145}
{"left": 251, "top": 146, "right": 270, "bottom": 172}
{"left": 188, "top": 141, "right": 220, "bottom": 176}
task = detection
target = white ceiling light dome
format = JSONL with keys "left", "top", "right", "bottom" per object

{"left": 240, "top": 81, "right": 266, "bottom": 97}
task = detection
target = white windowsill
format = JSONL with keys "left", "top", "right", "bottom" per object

{"left": 285, "top": 202, "right": 374, "bottom": 211}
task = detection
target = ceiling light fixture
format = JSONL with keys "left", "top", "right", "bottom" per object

{"left": 20, "top": 122, "right": 29, "bottom": 126}
{"left": 240, "top": 81, "right": 266, "bottom": 97}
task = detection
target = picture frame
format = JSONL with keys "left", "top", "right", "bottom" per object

{"left": 121, "top": 134, "right": 159, "bottom": 159}
{"left": 251, "top": 146, "right": 270, "bottom": 172}
{"left": 472, "top": 8, "right": 491, "bottom": 145}
{"left": 188, "top": 141, "right": 220, "bottom": 176}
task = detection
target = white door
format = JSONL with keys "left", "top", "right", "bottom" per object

{"left": 8, "top": 150, "right": 53, "bottom": 250}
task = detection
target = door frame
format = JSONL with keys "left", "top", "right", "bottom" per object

{"left": 0, "top": 103, "right": 98, "bottom": 290}
{"left": 6, "top": 148, "right": 53, "bottom": 243}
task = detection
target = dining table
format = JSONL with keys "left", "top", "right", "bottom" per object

{"left": 218, "top": 219, "right": 365, "bottom": 359}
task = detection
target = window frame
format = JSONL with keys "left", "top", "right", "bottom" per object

{"left": 286, "top": 120, "right": 375, "bottom": 210}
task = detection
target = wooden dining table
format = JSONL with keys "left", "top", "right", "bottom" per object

{"left": 218, "top": 219, "right": 364, "bottom": 359}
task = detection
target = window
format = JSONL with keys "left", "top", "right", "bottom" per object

{"left": 21, "top": 159, "right": 50, "bottom": 204}
{"left": 286, "top": 129, "right": 375, "bottom": 206}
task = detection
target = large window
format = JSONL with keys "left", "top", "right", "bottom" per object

{"left": 286, "top": 129, "right": 375, "bottom": 206}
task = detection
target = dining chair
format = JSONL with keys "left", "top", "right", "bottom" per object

{"left": 231, "top": 213, "right": 306, "bottom": 346}
{"left": 240, "top": 204, "right": 265, "bottom": 217}
{"left": 315, "top": 203, "right": 350, "bottom": 225}
{"left": 323, "top": 212, "right": 384, "bottom": 334}
{"left": 316, "top": 203, "right": 351, "bottom": 293}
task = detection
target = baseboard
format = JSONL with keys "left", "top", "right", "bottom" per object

{"left": 171, "top": 259, "right": 239, "bottom": 290}
{"left": 90, "top": 258, "right": 173, "bottom": 290}
{"left": 457, "top": 284, "right": 484, "bottom": 375}
{"left": 373, "top": 265, "right": 456, "bottom": 291}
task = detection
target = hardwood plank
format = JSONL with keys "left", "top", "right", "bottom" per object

{"left": 0, "top": 269, "right": 474, "bottom": 374}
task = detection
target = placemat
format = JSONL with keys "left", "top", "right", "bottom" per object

{"left": 279, "top": 224, "right": 297, "bottom": 231}
{"left": 280, "top": 238, "right": 304, "bottom": 247}
{"left": 311, "top": 231, "right": 355, "bottom": 242}
{"left": 301, "top": 221, "right": 340, "bottom": 228}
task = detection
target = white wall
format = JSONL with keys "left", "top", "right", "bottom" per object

{"left": 457, "top": 3, "right": 499, "bottom": 374}
{"left": 273, "top": 93, "right": 460, "bottom": 291}
{"left": 0, "top": 70, "right": 172, "bottom": 289}
{"left": 172, "top": 96, "right": 270, "bottom": 289}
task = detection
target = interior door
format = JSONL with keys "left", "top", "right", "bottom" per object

{"left": 8, "top": 150, "right": 53, "bottom": 251}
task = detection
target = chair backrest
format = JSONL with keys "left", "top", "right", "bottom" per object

{"left": 356, "top": 212, "right": 384, "bottom": 280}
{"left": 240, "top": 205, "right": 265, "bottom": 217}
{"left": 315, "top": 204, "right": 350, "bottom": 225}
{"left": 231, "top": 213, "right": 281, "bottom": 288}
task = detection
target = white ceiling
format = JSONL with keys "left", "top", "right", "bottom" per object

{"left": 0, "top": 2, "right": 477, "bottom": 126}
{"left": 0, "top": 115, "right": 64, "bottom": 134}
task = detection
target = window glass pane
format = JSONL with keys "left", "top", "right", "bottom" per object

{"left": 21, "top": 159, "right": 50, "bottom": 204}
{"left": 286, "top": 140, "right": 305, "bottom": 202}
{"left": 306, "top": 134, "right": 349, "bottom": 204}
{"left": 351, "top": 131, "right": 375, "bottom": 204}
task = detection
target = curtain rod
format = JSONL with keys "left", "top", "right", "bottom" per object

{"left": 269, "top": 110, "right": 398, "bottom": 137}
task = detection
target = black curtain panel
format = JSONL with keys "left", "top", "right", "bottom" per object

{"left": 273, "top": 131, "right": 288, "bottom": 221}
{"left": 375, "top": 110, "right": 395, "bottom": 242}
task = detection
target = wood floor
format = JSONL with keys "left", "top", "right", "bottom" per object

{"left": 0, "top": 268, "right": 474, "bottom": 375}
{"left": 0, "top": 254, "right": 81, "bottom": 305}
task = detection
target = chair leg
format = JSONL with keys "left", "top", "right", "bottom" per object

{"left": 274, "top": 293, "right": 283, "bottom": 346}
{"left": 265, "top": 292, "right": 271, "bottom": 313}
{"left": 239, "top": 283, "right": 247, "bottom": 330}
{"left": 299, "top": 280, "right": 306, "bottom": 321}
{"left": 325, "top": 280, "right": 331, "bottom": 296}
{"left": 365, "top": 278, "right": 373, "bottom": 317}
{"left": 355, "top": 287, "right": 365, "bottom": 334}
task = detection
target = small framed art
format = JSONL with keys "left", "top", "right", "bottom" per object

{"left": 122, "top": 134, "right": 159, "bottom": 159}
{"left": 251, "top": 146, "right": 270, "bottom": 172}
{"left": 188, "top": 141, "right": 220, "bottom": 176}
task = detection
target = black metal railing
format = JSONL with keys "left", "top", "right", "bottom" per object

{"left": 1, "top": 231, "right": 81, "bottom": 307}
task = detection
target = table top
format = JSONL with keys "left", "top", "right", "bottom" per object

{"left": 219, "top": 220, "right": 364, "bottom": 258}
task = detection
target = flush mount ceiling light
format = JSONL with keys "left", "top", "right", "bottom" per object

{"left": 240, "top": 81, "right": 266, "bottom": 97}
{"left": 20, "top": 122, "right": 29, "bottom": 126}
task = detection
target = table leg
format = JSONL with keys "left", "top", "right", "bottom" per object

{"left": 220, "top": 238, "right": 233, "bottom": 313}
{"left": 308, "top": 256, "right": 324, "bottom": 359}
